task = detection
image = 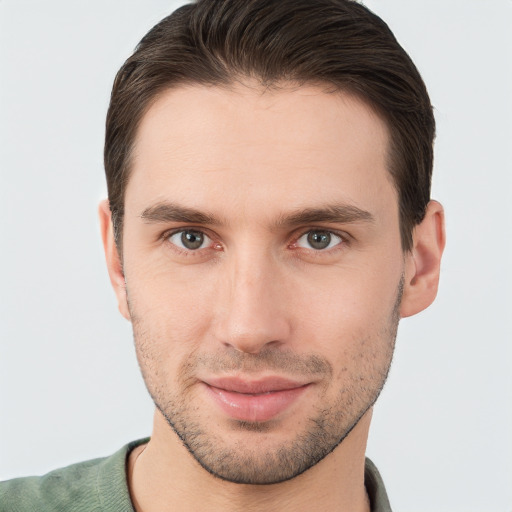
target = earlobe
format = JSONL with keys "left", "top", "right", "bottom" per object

{"left": 400, "top": 200, "right": 446, "bottom": 318}
{"left": 98, "top": 200, "right": 131, "bottom": 321}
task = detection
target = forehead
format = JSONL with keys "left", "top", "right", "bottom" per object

{"left": 126, "top": 83, "right": 395, "bottom": 222}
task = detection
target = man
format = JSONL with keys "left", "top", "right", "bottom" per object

{"left": 0, "top": 0, "right": 445, "bottom": 510}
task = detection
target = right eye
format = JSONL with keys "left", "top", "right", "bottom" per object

{"left": 168, "top": 229, "right": 212, "bottom": 251}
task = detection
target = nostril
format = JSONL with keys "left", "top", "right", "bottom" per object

{"left": 224, "top": 337, "right": 282, "bottom": 355}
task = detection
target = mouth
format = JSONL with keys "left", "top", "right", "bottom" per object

{"left": 202, "top": 376, "right": 311, "bottom": 423}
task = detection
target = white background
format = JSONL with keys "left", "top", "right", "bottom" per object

{"left": 1, "top": 1, "right": 511, "bottom": 511}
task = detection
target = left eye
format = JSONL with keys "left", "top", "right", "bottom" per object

{"left": 168, "top": 230, "right": 212, "bottom": 250}
{"left": 296, "top": 230, "right": 343, "bottom": 250}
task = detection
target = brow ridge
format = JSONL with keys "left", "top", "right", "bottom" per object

{"left": 140, "top": 201, "right": 374, "bottom": 227}
{"left": 140, "top": 202, "right": 217, "bottom": 224}
{"left": 276, "top": 204, "right": 375, "bottom": 227}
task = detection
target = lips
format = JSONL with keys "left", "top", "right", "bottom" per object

{"left": 202, "top": 376, "right": 310, "bottom": 422}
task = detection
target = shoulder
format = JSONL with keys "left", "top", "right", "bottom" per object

{"left": 0, "top": 457, "right": 105, "bottom": 512}
{"left": 365, "top": 457, "right": 393, "bottom": 512}
{"left": 0, "top": 439, "right": 147, "bottom": 512}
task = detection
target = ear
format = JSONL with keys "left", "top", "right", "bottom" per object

{"left": 400, "top": 200, "right": 446, "bottom": 318}
{"left": 98, "top": 200, "right": 131, "bottom": 321}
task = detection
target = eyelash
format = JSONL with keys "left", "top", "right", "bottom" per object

{"left": 161, "top": 228, "right": 219, "bottom": 255}
{"left": 160, "top": 227, "right": 350, "bottom": 256}
{"left": 290, "top": 228, "right": 349, "bottom": 255}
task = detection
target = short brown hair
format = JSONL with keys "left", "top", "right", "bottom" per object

{"left": 105, "top": 0, "right": 435, "bottom": 251}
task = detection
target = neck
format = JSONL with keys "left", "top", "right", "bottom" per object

{"left": 128, "top": 409, "right": 372, "bottom": 512}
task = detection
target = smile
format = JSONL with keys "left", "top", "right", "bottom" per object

{"left": 202, "top": 377, "right": 311, "bottom": 423}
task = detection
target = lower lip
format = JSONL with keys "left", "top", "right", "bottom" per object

{"left": 204, "top": 384, "right": 309, "bottom": 422}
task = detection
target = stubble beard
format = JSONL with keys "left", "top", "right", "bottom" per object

{"left": 130, "top": 276, "right": 403, "bottom": 485}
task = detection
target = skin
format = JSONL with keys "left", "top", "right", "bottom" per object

{"left": 100, "top": 82, "right": 445, "bottom": 512}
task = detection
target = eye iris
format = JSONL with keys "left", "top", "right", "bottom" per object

{"left": 307, "top": 231, "right": 331, "bottom": 250}
{"left": 181, "top": 230, "right": 204, "bottom": 250}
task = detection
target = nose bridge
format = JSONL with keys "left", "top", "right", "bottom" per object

{"left": 213, "top": 244, "right": 291, "bottom": 354}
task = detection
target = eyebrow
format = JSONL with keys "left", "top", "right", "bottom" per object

{"left": 275, "top": 204, "right": 375, "bottom": 228}
{"left": 140, "top": 201, "right": 374, "bottom": 227}
{"left": 141, "top": 202, "right": 218, "bottom": 224}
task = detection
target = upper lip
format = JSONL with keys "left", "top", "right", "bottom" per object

{"left": 202, "top": 376, "right": 310, "bottom": 394}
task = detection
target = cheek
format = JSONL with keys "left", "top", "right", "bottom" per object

{"left": 293, "top": 264, "right": 401, "bottom": 359}
{"left": 125, "top": 261, "right": 218, "bottom": 360}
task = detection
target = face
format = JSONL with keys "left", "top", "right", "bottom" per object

{"left": 116, "top": 83, "right": 406, "bottom": 484}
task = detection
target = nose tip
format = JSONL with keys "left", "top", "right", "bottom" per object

{"left": 212, "top": 261, "right": 291, "bottom": 354}
{"left": 220, "top": 320, "right": 287, "bottom": 354}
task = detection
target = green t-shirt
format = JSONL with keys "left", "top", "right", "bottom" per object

{"left": 0, "top": 440, "right": 392, "bottom": 511}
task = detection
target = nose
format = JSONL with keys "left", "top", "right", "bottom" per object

{"left": 212, "top": 250, "right": 292, "bottom": 354}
